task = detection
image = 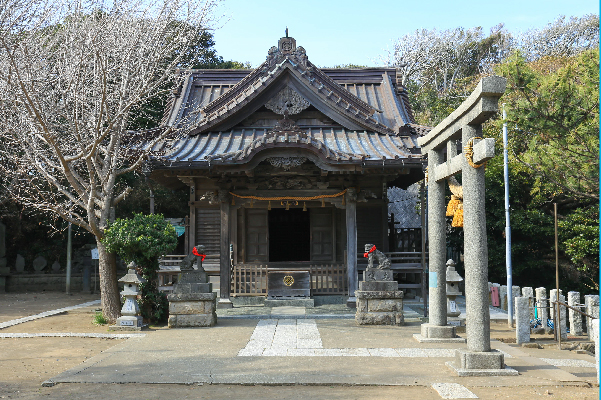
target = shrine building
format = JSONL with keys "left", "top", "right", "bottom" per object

{"left": 146, "top": 34, "right": 427, "bottom": 307}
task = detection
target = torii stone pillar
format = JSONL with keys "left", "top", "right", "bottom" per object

{"left": 416, "top": 76, "right": 517, "bottom": 376}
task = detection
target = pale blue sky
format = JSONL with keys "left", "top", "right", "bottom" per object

{"left": 211, "top": 0, "right": 599, "bottom": 68}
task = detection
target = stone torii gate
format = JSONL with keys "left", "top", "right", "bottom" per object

{"left": 415, "top": 76, "right": 517, "bottom": 376}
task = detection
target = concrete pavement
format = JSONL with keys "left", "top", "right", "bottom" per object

{"left": 40, "top": 301, "right": 596, "bottom": 398}
{"left": 1, "top": 295, "right": 596, "bottom": 399}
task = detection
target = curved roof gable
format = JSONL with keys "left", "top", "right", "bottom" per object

{"left": 182, "top": 36, "right": 398, "bottom": 136}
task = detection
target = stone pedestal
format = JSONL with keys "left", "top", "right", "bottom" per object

{"left": 447, "top": 349, "right": 517, "bottom": 376}
{"left": 355, "top": 280, "right": 404, "bottom": 326}
{"left": 417, "top": 323, "right": 462, "bottom": 341}
{"left": 167, "top": 292, "right": 217, "bottom": 327}
{"left": 168, "top": 249, "right": 217, "bottom": 328}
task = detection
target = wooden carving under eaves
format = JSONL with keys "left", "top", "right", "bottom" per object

{"left": 204, "top": 118, "right": 361, "bottom": 165}
{"left": 186, "top": 36, "right": 395, "bottom": 136}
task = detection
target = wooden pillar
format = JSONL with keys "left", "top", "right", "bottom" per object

{"left": 218, "top": 192, "right": 233, "bottom": 308}
{"left": 188, "top": 182, "right": 196, "bottom": 254}
{"left": 346, "top": 188, "right": 357, "bottom": 307}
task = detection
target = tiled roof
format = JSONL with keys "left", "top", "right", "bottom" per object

{"left": 150, "top": 127, "right": 422, "bottom": 168}
{"left": 163, "top": 67, "right": 418, "bottom": 136}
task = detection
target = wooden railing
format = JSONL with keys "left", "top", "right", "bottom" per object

{"left": 231, "top": 264, "right": 347, "bottom": 296}
{"left": 231, "top": 264, "right": 268, "bottom": 296}
{"left": 309, "top": 264, "right": 347, "bottom": 295}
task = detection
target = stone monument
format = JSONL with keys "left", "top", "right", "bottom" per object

{"left": 0, "top": 222, "right": 8, "bottom": 291}
{"left": 15, "top": 254, "right": 25, "bottom": 273}
{"left": 355, "top": 244, "right": 404, "bottom": 326}
{"left": 168, "top": 245, "right": 217, "bottom": 328}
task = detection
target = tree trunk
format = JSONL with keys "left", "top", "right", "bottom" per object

{"left": 96, "top": 239, "right": 121, "bottom": 323}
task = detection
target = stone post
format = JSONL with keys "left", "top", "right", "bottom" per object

{"left": 585, "top": 295, "right": 599, "bottom": 340}
{"left": 558, "top": 294, "right": 567, "bottom": 340}
{"left": 346, "top": 188, "right": 358, "bottom": 307}
{"left": 218, "top": 192, "right": 233, "bottom": 309}
{"left": 462, "top": 125, "right": 490, "bottom": 353}
{"left": 511, "top": 286, "right": 520, "bottom": 310}
{"left": 568, "top": 291, "right": 583, "bottom": 336}
{"left": 499, "top": 285, "right": 508, "bottom": 310}
{"left": 515, "top": 296, "right": 530, "bottom": 345}
{"left": 594, "top": 319, "right": 599, "bottom": 384}
{"left": 550, "top": 289, "right": 561, "bottom": 325}
{"left": 522, "top": 287, "right": 534, "bottom": 318}
{"left": 535, "top": 287, "right": 549, "bottom": 331}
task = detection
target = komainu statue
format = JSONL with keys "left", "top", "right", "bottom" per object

{"left": 363, "top": 243, "right": 391, "bottom": 270}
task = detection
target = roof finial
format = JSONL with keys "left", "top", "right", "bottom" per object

{"left": 285, "top": 27, "right": 288, "bottom": 38}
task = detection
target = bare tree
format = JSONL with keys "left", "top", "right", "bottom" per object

{"left": 0, "top": 0, "right": 218, "bottom": 321}
{"left": 518, "top": 14, "right": 599, "bottom": 61}
{"left": 388, "top": 26, "right": 512, "bottom": 95}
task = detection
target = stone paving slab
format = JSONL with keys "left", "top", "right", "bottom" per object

{"left": 432, "top": 383, "right": 478, "bottom": 399}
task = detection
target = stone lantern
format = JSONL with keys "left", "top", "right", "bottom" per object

{"left": 113, "top": 262, "right": 146, "bottom": 330}
{"left": 446, "top": 259, "right": 463, "bottom": 318}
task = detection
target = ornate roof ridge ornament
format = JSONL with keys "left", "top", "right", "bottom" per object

{"left": 265, "top": 86, "right": 310, "bottom": 115}
{"left": 269, "top": 110, "right": 304, "bottom": 134}
{"left": 265, "top": 156, "right": 307, "bottom": 171}
{"left": 186, "top": 36, "right": 395, "bottom": 137}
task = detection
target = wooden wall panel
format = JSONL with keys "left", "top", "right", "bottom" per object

{"left": 195, "top": 207, "right": 221, "bottom": 265}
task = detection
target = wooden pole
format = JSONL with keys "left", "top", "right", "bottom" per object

{"left": 555, "top": 203, "right": 561, "bottom": 349}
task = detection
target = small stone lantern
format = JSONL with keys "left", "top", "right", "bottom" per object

{"left": 446, "top": 259, "right": 463, "bottom": 318}
{"left": 113, "top": 262, "right": 146, "bottom": 330}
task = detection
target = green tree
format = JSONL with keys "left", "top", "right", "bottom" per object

{"left": 102, "top": 213, "right": 177, "bottom": 323}
{"left": 496, "top": 49, "right": 599, "bottom": 202}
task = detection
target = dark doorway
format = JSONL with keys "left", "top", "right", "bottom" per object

{"left": 268, "top": 208, "right": 310, "bottom": 261}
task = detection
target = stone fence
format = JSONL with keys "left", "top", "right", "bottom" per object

{"left": 5, "top": 274, "right": 100, "bottom": 293}
{"left": 488, "top": 281, "right": 599, "bottom": 340}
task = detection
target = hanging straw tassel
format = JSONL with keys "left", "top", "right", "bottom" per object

{"left": 285, "top": 201, "right": 290, "bottom": 210}
{"left": 446, "top": 195, "right": 461, "bottom": 217}
{"left": 321, "top": 198, "right": 325, "bottom": 207}
{"left": 231, "top": 196, "right": 235, "bottom": 206}
{"left": 250, "top": 199, "right": 254, "bottom": 208}
{"left": 342, "top": 195, "right": 345, "bottom": 205}
{"left": 451, "top": 203, "right": 464, "bottom": 228}
{"left": 303, "top": 202, "right": 307, "bottom": 211}
{"left": 268, "top": 201, "right": 271, "bottom": 210}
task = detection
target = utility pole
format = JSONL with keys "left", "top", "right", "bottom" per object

{"left": 503, "top": 104, "right": 513, "bottom": 327}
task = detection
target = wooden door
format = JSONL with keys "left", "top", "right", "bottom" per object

{"left": 246, "top": 209, "right": 268, "bottom": 262}
{"left": 310, "top": 208, "right": 334, "bottom": 261}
